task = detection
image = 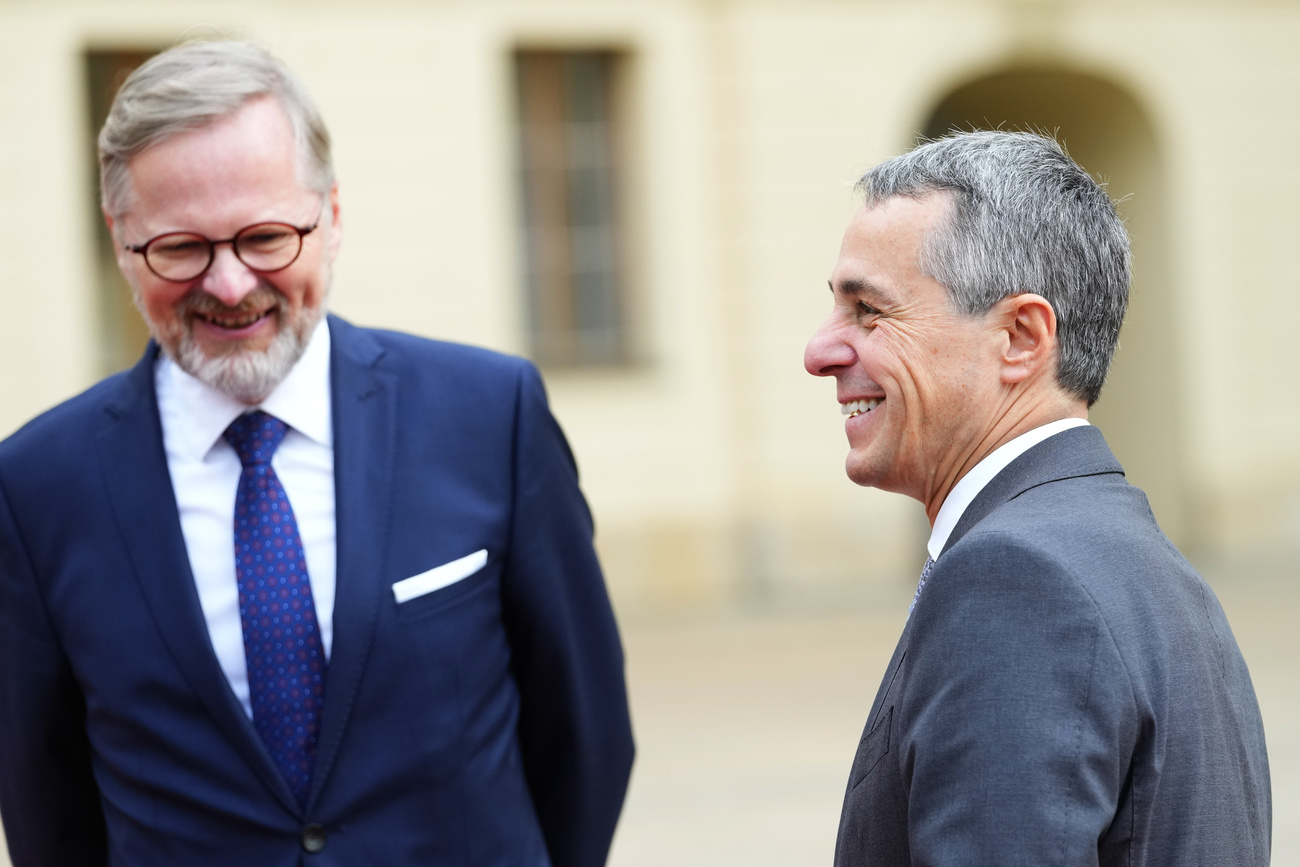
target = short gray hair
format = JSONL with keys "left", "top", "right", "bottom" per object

{"left": 99, "top": 40, "right": 333, "bottom": 217}
{"left": 857, "top": 130, "right": 1130, "bottom": 407}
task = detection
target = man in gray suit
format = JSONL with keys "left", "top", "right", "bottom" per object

{"left": 805, "top": 131, "right": 1270, "bottom": 865}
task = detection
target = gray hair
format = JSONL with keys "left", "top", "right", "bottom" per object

{"left": 857, "top": 130, "right": 1130, "bottom": 407}
{"left": 99, "top": 40, "right": 333, "bottom": 218}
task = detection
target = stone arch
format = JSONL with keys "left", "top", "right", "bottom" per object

{"left": 919, "top": 68, "right": 1186, "bottom": 544}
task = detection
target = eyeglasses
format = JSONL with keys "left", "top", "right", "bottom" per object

{"left": 125, "top": 219, "right": 320, "bottom": 282}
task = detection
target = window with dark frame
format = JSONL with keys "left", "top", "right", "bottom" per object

{"left": 515, "top": 50, "right": 629, "bottom": 368}
{"left": 86, "top": 49, "right": 157, "bottom": 375}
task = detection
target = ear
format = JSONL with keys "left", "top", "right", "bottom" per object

{"left": 103, "top": 209, "right": 134, "bottom": 277}
{"left": 994, "top": 293, "right": 1057, "bottom": 386}
{"left": 325, "top": 183, "right": 343, "bottom": 262}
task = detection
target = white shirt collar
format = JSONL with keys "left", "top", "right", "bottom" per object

{"left": 155, "top": 318, "right": 333, "bottom": 459}
{"left": 927, "top": 417, "right": 1089, "bottom": 561}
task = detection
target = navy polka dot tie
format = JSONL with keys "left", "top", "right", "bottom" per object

{"left": 224, "top": 411, "right": 327, "bottom": 805}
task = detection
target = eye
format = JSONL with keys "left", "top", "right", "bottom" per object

{"left": 855, "top": 301, "right": 882, "bottom": 325}
{"left": 237, "top": 224, "right": 297, "bottom": 252}
{"left": 149, "top": 234, "right": 206, "bottom": 258}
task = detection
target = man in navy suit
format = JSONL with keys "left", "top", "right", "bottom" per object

{"left": 805, "top": 131, "right": 1270, "bottom": 864}
{"left": 0, "top": 40, "right": 633, "bottom": 866}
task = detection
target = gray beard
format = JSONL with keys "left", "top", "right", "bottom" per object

{"left": 172, "top": 308, "right": 320, "bottom": 404}
{"left": 137, "top": 285, "right": 325, "bottom": 404}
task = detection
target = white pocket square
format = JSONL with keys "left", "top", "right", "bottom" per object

{"left": 392, "top": 549, "right": 488, "bottom": 604}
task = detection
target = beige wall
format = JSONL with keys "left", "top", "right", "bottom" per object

{"left": 2, "top": 0, "right": 1299, "bottom": 621}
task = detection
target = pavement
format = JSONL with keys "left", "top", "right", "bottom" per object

{"left": 607, "top": 560, "right": 1299, "bottom": 866}
{"left": 1, "top": 560, "right": 1294, "bottom": 865}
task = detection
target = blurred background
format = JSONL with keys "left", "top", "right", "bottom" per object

{"left": 0, "top": 0, "right": 1296, "bottom": 863}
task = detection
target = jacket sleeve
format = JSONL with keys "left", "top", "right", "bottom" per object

{"left": 0, "top": 477, "right": 109, "bottom": 867}
{"left": 899, "top": 536, "right": 1137, "bottom": 866}
{"left": 497, "top": 362, "right": 635, "bottom": 867}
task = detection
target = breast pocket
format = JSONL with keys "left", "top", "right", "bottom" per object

{"left": 849, "top": 705, "right": 893, "bottom": 789}
{"left": 394, "top": 555, "right": 496, "bottom": 622}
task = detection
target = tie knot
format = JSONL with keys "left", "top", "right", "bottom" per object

{"left": 223, "top": 411, "right": 288, "bottom": 467}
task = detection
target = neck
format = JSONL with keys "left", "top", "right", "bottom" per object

{"left": 923, "top": 395, "right": 1087, "bottom": 525}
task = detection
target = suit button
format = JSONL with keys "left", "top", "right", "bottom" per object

{"left": 301, "top": 823, "right": 327, "bottom": 853}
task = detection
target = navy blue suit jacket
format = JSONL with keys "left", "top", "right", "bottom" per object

{"left": 0, "top": 316, "right": 634, "bottom": 866}
{"left": 834, "top": 426, "right": 1270, "bottom": 865}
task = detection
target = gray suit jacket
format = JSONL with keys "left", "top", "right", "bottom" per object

{"left": 834, "top": 426, "right": 1270, "bottom": 866}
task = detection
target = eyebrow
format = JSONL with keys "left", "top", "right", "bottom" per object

{"left": 829, "top": 277, "right": 897, "bottom": 308}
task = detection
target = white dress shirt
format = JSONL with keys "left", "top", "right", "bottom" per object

{"left": 155, "top": 319, "right": 336, "bottom": 718}
{"left": 927, "top": 418, "right": 1090, "bottom": 561}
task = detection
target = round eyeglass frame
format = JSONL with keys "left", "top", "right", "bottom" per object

{"left": 125, "top": 219, "right": 320, "bottom": 283}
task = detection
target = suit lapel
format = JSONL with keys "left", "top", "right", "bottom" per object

{"left": 941, "top": 425, "right": 1125, "bottom": 556}
{"left": 307, "top": 316, "right": 398, "bottom": 807}
{"left": 97, "top": 345, "right": 301, "bottom": 813}
{"left": 865, "top": 617, "right": 913, "bottom": 734}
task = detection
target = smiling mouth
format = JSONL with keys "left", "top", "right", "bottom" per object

{"left": 184, "top": 286, "right": 282, "bottom": 331}
{"left": 194, "top": 308, "right": 274, "bottom": 330}
{"left": 841, "top": 398, "right": 882, "bottom": 419}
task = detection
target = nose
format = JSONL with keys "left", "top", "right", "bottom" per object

{"left": 199, "top": 243, "right": 259, "bottom": 306}
{"left": 804, "top": 316, "right": 856, "bottom": 377}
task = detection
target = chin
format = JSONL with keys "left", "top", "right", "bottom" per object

{"left": 844, "top": 457, "right": 881, "bottom": 489}
{"left": 844, "top": 452, "right": 907, "bottom": 494}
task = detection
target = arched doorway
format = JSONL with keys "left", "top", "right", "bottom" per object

{"left": 920, "top": 68, "right": 1187, "bottom": 545}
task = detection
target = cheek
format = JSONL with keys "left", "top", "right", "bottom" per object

{"left": 136, "top": 281, "right": 186, "bottom": 320}
{"left": 910, "top": 351, "right": 988, "bottom": 429}
{"left": 875, "top": 322, "right": 984, "bottom": 401}
{"left": 297, "top": 276, "right": 327, "bottom": 310}
{"left": 274, "top": 258, "right": 329, "bottom": 309}
{"left": 864, "top": 329, "right": 929, "bottom": 395}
